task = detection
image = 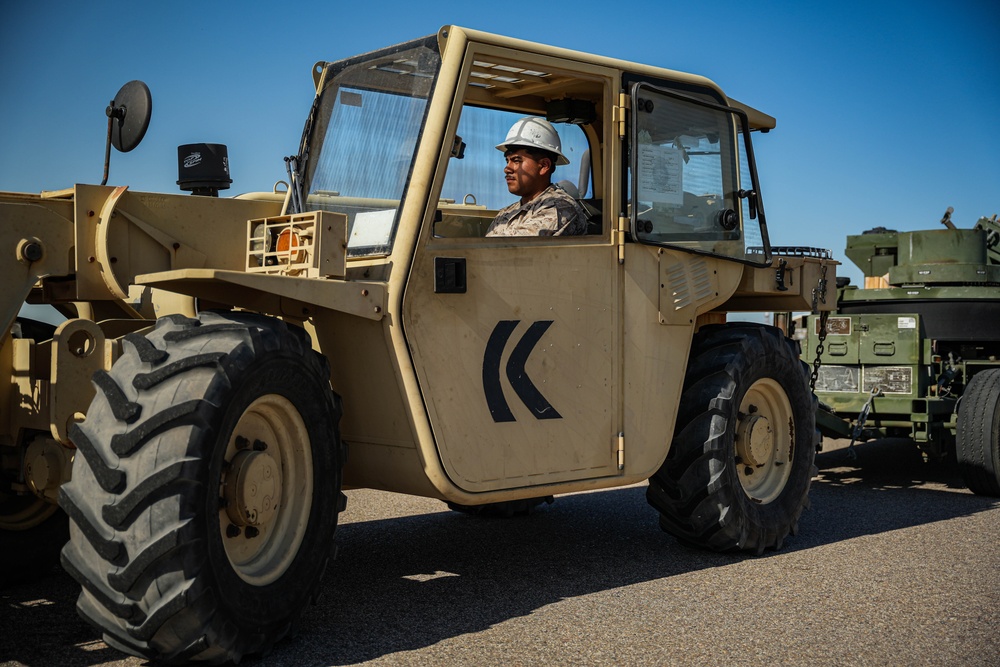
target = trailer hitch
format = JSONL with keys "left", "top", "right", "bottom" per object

{"left": 844, "top": 386, "right": 882, "bottom": 460}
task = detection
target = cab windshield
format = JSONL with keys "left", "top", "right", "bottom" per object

{"left": 300, "top": 36, "right": 440, "bottom": 257}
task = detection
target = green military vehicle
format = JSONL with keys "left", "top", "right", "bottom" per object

{"left": 802, "top": 209, "right": 1000, "bottom": 495}
{"left": 2, "top": 26, "right": 835, "bottom": 663}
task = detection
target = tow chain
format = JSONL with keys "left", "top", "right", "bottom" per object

{"left": 810, "top": 310, "right": 828, "bottom": 392}
{"left": 808, "top": 261, "right": 830, "bottom": 392}
{"left": 844, "top": 386, "right": 881, "bottom": 461}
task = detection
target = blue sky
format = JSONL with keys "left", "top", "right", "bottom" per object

{"left": 2, "top": 0, "right": 998, "bottom": 286}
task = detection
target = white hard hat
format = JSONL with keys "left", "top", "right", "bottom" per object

{"left": 496, "top": 117, "right": 569, "bottom": 166}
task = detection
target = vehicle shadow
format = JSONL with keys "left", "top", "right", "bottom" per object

{"left": 0, "top": 440, "right": 995, "bottom": 666}
{"left": 262, "top": 446, "right": 996, "bottom": 667}
{"left": 0, "top": 564, "right": 127, "bottom": 666}
{"left": 816, "top": 437, "right": 968, "bottom": 491}
{"left": 275, "top": 486, "right": 726, "bottom": 666}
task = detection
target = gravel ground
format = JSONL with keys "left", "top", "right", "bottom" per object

{"left": 2, "top": 438, "right": 998, "bottom": 666}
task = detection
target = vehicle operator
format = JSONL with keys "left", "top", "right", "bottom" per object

{"left": 485, "top": 117, "right": 588, "bottom": 237}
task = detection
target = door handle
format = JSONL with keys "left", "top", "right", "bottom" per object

{"left": 434, "top": 257, "right": 467, "bottom": 294}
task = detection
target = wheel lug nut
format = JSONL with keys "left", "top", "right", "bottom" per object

{"left": 235, "top": 436, "right": 250, "bottom": 450}
{"left": 226, "top": 524, "right": 241, "bottom": 538}
{"left": 253, "top": 439, "right": 268, "bottom": 451}
{"left": 245, "top": 526, "right": 260, "bottom": 539}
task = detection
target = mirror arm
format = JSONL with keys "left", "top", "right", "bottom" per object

{"left": 738, "top": 188, "right": 758, "bottom": 220}
{"left": 101, "top": 101, "right": 126, "bottom": 186}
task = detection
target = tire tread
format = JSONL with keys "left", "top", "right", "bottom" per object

{"left": 956, "top": 368, "right": 1000, "bottom": 496}
{"left": 60, "top": 313, "right": 344, "bottom": 664}
{"left": 646, "top": 324, "right": 815, "bottom": 553}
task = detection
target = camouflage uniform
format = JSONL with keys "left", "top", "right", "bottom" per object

{"left": 486, "top": 184, "right": 589, "bottom": 237}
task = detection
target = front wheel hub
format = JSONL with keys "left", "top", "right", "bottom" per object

{"left": 224, "top": 448, "right": 282, "bottom": 528}
{"left": 736, "top": 379, "right": 795, "bottom": 503}
{"left": 736, "top": 413, "right": 773, "bottom": 470}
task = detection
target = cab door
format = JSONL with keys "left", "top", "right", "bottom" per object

{"left": 401, "top": 47, "right": 621, "bottom": 494}
{"left": 614, "top": 75, "right": 775, "bottom": 479}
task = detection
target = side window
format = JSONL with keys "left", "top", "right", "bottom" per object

{"left": 427, "top": 49, "right": 613, "bottom": 240}
{"left": 435, "top": 106, "right": 593, "bottom": 238}
{"left": 628, "top": 82, "right": 768, "bottom": 265}
{"left": 737, "top": 129, "right": 765, "bottom": 253}
{"left": 442, "top": 107, "right": 592, "bottom": 208}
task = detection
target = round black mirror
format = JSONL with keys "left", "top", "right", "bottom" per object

{"left": 108, "top": 80, "right": 152, "bottom": 153}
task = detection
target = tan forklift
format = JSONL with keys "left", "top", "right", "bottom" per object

{"left": 1, "top": 26, "right": 834, "bottom": 663}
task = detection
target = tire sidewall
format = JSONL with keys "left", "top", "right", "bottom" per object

{"left": 204, "top": 351, "right": 338, "bottom": 628}
{"left": 956, "top": 368, "right": 1000, "bottom": 495}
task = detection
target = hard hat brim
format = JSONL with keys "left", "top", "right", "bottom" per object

{"left": 495, "top": 142, "right": 570, "bottom": 166}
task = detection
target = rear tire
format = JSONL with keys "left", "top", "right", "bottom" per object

{"left": 956, "top": 368, "right": 1000, "bottom": 496}
{"left": 647, "top": 324, "right": 817, "bottom": 554}
{"left": 59, "top": 312, "right": 345, "bottom": 663}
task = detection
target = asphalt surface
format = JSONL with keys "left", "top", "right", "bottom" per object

{"left": 2, "top": 438, "right": 998, "bottom": 667}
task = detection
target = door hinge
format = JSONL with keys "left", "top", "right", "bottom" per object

{"left": 617, "top": 432, "right": 625, "bottom": 470}
{"left": 614, "top": 92, "right": 630, "bottom": 139}
{"left": 616, "top": 216, "right": 629, "bottom": 264}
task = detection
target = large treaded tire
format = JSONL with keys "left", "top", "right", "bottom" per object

{"left": 956, "top": 368, "right": 1000, "bottom": 496}
{"left": 59, "top": 312, "right": 345, "bottom": 664}
{"left": 647, "top": 324, "right": 817, "bottom": 554}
